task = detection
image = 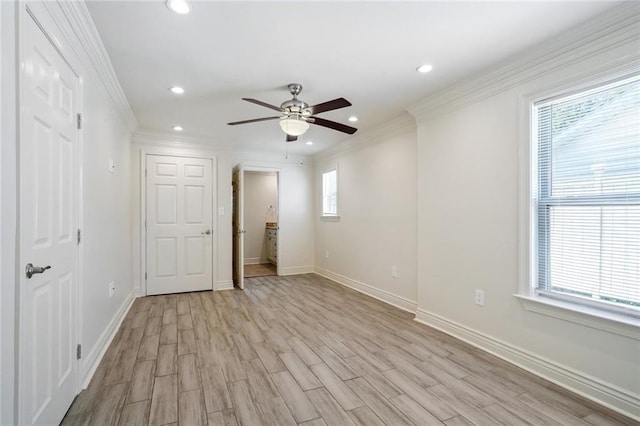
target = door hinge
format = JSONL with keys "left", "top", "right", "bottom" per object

{"left": 76, "top": 113, "right": 82, "bottom": 130}
{"left": 77, "top": 229, "right": 81, "bottom": 245}
{"left": 145, "top": 169, "right": 147, "bottom": 177}
{"left": 145, "top": 272, "right": 147, "bottom": 280}
{"left": 76, "top": 344, "right": 82, "bottom": 360}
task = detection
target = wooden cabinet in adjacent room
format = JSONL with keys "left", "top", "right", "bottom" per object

{"left": 267, "top": 228, "right": 277, "bottom": 264}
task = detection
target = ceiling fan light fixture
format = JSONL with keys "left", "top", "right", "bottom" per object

{"left": 166, "top": 0, "right": 191, "bottom": 14}
{"left": 279, "top": 117, "right": 309, "bottom": 136}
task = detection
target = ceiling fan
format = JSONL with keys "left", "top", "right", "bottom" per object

{"left": 227, "top": 84, "right": 358, "bottom": 142}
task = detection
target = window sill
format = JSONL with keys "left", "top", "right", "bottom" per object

{"left": 320, "top": 215, "right": 340, "bottom": 222}
{"left": 514, "top": 294, "right": 640, "bottom": 341}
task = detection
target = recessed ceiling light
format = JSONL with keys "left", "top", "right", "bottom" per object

{"left": 166, "top": 0, "right": 191, "bottom": 14}
{"left": 306, "top": 141, "right": 314, "bottom": 145}
{"left": 172, "top": 125, "right": 183, "bottom": 131}
{"left": 348, "top": 116, "right": 358, "bottom": 122}
{"left": 416, "top": 64, "right": 433, "bottom": 73}
{"left": 170, "top": 86, "right": 184, "bottom": 94}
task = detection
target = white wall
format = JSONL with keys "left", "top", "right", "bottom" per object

{"left": 314, "top": 114, "right": 417, "bottom": 312}
{"left": 244, "top": 172, "right": 278, "bottom": 264}
{"left": 80, "top": 79, "right": 134, "bottom": 371}
{"left": 131, "top": 132, "right": 234, "bottom": 292}
{"left": 234, "top": 151, "right": 315, "bottom": 275}
{"left": 411, "top": 4, "right": 639, "bottom": 418}
{"left": 0, "top": 2, "right": 18, "bottom": 424}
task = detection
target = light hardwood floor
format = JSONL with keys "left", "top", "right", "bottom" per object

{"left": 244, "top": 263, "right": 277, "bottom": 278}
{"left": 62, "top": 274, "right": 634, "bottom": 425}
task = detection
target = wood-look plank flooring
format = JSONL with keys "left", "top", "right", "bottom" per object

{"left": 244, "top": 263, "right": 277, "bottom": 278}
{"left": 61, "top": 274, "right": 634, "bottom": 426}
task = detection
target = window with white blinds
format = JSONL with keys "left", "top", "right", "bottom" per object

{"left": 533, "top": 75, "right": 640, "bottom": 313}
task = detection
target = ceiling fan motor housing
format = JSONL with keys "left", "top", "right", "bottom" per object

{"left": 282, "top": 84, "right": 309, "bottom": 116}
{"left": 280, "top": 99, "right": 310, "bottom": 116}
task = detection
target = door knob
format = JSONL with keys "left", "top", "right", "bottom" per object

{"left": 25, "top": 263, "right": 52, "bottom": 279}
{"left": 201, "top": 229, "right": 212, "bottom": 235}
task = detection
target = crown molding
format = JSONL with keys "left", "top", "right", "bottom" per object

{"left": 313, "top": 112, "right": 416, "bottom": 162}
{"left": 132, "top": 129, "right": 232, "bottom": 152}
{"left": 37, "top": 1, "right": 138, "bottom": 131}
{"left": 408, "top": 2, "right": 640, "bottom": 122}
{"left": 233, "top": 149, "right": 309, "bottom": 166}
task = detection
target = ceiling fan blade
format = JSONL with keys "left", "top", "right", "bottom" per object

{"left": 286, "top": 134, "right": 298, "bottom": 142}
{"left": 308, "top": 116, "right": 358, "bottom": 134}
{"left": 242, "top": 98, "right": 283, "bottom": 112}
{"left": 308, "top": 97, "right": 352, "bottom": 115}
{"left": 227, "top": 116, "right": 280, "bottom": 125}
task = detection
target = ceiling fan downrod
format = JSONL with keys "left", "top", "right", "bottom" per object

{"left": 281, "top": 83, "right": 308, "bottom": 113}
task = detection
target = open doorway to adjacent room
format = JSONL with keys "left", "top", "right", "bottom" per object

{"left": 232, "top": 165, "right": 280, "bottom": 286}
{"left": 244, "top": 170, "right": 279, "bottom": 277}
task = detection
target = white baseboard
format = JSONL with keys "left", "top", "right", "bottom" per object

{"left": 314, "top": 267, "right": 417, "bottom": 314}
{"left": 80, "top": 290, "right": 136, "bottom": 388}
{"left": 414, "top": 308, "right": 640, "bottom": 421}
{"left": 244, "top": 257, "right": 268, "bottom": 265}
{"left": 280, "top": 266, "right": 314, "bottom": 276}
{"left": 134, "top": 287, "right": 145, "bottom": 297}
{"left": 216, "top": 280, "right": 234, "bottom": 291}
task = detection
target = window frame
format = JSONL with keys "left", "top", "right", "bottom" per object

{"left": 517, "top": 70, "right": 640, "bottom": 339}
{"left": 321, "top": 167, "right": 339, "bottom": 220}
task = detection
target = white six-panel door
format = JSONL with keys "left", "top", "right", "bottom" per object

{"left": 19, "top": 10, "right": 80, "bottom": 425}
{"left": 146, "top": 155, "right": 214, "bottom": 295}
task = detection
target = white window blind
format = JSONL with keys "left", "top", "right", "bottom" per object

{"left": 534, "top": 75, "right": 640, "bottom": 312}
{"left": 322, "top": 169, "right": 337, "bottom": 216}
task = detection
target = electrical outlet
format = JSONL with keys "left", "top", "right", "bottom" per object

{"left": 475, "top": 289, "right": 484, "bottom": 306}
{"left": 325, "top": 250, "right": 329, "bottom": 259}
{"left": 391, "top": 265, "right": 399, "bottom": 278}
{"left": 109, "top": 281, "right": 115, "bottom": 298}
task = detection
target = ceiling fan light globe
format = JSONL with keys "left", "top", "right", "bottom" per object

{"left": 279, "top": 118, "right": 309, "bottom": 136}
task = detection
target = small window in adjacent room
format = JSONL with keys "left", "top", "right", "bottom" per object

{"left": 527, "top": 74, "right": 640, "bottom": 319}
{"left": 322, "top": 168, "right": 338, "bottom": 218}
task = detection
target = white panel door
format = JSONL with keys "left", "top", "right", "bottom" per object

{"left": 232, "top": 164, "right": 245, "bottom": 289}
{"left": 146, "top": 155, "right": 214, "bottom": 295}
{"left": 19, "top": 11, "right": 79, "bottom": 426}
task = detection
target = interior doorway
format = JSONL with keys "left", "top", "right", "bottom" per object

{"left": 232, "top": 165, "right": 280, "bottom": 286}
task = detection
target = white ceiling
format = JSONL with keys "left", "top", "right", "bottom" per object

{"left": 86, "top": 0, "right": 620, "bottom": 156}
